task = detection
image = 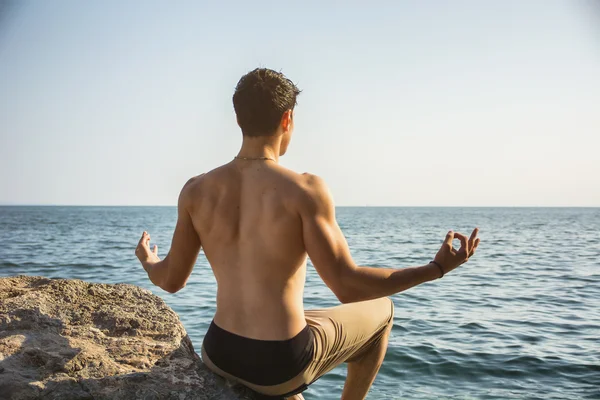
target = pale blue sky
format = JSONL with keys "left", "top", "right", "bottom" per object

{"left": 1, "top": 0, "right": 599, "bottom": 206}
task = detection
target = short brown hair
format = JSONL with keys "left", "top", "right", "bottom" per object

{"left": 233, "top": 68, "right": 301, "bottom": 137}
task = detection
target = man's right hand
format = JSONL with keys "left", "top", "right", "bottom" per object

{"left": 433, "top": 228, "right": 480, "bottom": 275}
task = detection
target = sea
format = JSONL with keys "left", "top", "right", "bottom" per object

{"left": 0, "top": 206, "right": 598, "bottom": 400}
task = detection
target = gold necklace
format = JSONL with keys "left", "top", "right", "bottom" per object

{"left": 234, "top": 156, "right": 276, "bottom": 162}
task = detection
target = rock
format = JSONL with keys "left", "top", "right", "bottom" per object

{"left": 0, "top": 276, "right": 267, "bottom": 400}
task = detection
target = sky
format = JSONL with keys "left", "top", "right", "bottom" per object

{"left": 1, "top": 0, "right": 599, "bottom": 206}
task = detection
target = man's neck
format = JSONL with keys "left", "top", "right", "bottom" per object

{"left": 237, "top": 135, "right": 281, "bottom": 163}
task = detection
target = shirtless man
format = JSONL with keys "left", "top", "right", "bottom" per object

{"left": 135, "top": 68, "right": 480, "bottom": 400}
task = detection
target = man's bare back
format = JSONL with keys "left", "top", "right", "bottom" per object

{"left": 186, "top": 161, "right": 320, "bottom": 340}
{"left": 135, "top": 68, "right": 480, "bottom": 399}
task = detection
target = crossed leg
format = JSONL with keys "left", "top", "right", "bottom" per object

{"left": 303, "top": 297, "right": 395, "bottom": 400}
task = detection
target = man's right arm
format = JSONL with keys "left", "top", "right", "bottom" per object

{"left": 300, "top": 174, "right": 479, "bottom": 304}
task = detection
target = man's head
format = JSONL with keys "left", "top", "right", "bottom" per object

{"left": 233, "top": 68, "right": 301, "bottom": 154}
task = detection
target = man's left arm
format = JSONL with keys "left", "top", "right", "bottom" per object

{"left": 135, "top": 179, "right": 201, "bottom": 293}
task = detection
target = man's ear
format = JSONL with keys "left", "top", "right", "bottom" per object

{"left": 281, "top": 110, "right": 292, "bottom": 131}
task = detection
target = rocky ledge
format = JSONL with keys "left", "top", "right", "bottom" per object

{"left": 0, "top": 276, "right": 261, "bottom": 400}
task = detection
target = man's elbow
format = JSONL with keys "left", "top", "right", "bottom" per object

{"left": 333, "top": 283, "right": 358, "bottom": 304}
{"left": 336, "top": 288, "right": 366, "bottom": 304}
{"left": 162, "top": 282, "right": 185, "bottom": 294}
{"left": 335, "top": 291, "right": 353, "bottom": 304}
{"left": 334, "top": 265, "right": 362, "bottom": 304}
{"left": 331, "top": 264, "right": 370, "bottom": 304}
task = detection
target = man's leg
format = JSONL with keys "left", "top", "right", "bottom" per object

{"left": 341, "top": 318, "right": 392, "bottom": 400}
{"left": 303, "top": 297, "right": 395, "bottom": 400}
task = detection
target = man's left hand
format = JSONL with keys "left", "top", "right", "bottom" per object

{"left": 135, "top": 231, "right": 160, "bottom": 271}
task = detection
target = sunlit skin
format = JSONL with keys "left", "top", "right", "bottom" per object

{"left": 135, "top": 109, "right": 480, "bottom": 399}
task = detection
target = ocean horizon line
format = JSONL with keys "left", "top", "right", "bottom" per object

{"left": 0, "top": 204, "right": 598, "bottom": 209}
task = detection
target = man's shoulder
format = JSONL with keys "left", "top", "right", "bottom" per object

{"left": 182, "top": 164, "right": 229, "bottom": 193}
{"left": 178, "top": 173, "right": 207, "bottom": 206}
{"left": 293, "top": 172, "right": 333, "bottom": 212}
{"left": 182, "top": 173, "right": 206, "bottom": 192}
{"left": 298, "top": 172, "right": 327, "bottom": 193}
{"left": 274, "top": 167, "right": 327, "bottom": 195}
